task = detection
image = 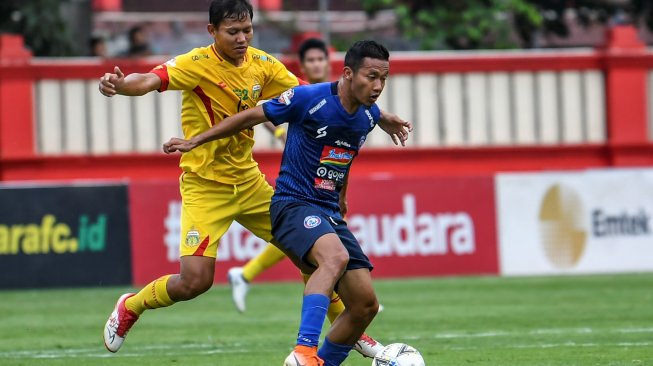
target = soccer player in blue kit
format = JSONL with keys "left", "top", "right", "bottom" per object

{"left": 163, "top": 40, "right": 410, "bottom": 366}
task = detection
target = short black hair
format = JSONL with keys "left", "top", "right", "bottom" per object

{"left": 89, "top": 36, "right": 104, "bottom": 49}
{"left": 209, "top": 0, "right": 254, "bottom": 26}
{"left": 128, "top": 26, "right": 143, "bottom": 43}
{"left": 344, "top": 40, "right": 389, "bottom": 73}
{"left": 298, "top": 38, "right": 329, "bottom": 62}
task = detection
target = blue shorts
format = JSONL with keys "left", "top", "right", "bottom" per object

{"left": 270, "top": 200, "right": 373, "bottom": 273}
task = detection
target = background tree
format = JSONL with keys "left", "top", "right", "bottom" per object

{"left": 0, "top": 0, "right": 74, "bottom": 56}
{"left": 363, "top": 0, "right": 653, "bottom": 50}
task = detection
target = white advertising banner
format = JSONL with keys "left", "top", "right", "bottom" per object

{"left": 497, "top": 168, "right": 653, "bottom": 275}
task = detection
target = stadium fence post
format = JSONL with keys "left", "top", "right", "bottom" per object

{"left": 0, "top": 34, "right": 35, "bottom": 163}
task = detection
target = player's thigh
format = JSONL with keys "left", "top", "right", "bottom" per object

{"left": 335, "top": 222, "right": 374, "bottom": 272}
{"left": 269, "top": 200, "right": 337, "bottom": 271}
{"left": 180, "top": 173, "right": 238, "bottom": 258}
{"left": 179, "top": 255, "right": 216, "bottom": 284}
{"left": 306, "top": 233, "right": 349, "bottom": 269}
{"left": 235, "top": 174, "right": 275, "bottom": 242}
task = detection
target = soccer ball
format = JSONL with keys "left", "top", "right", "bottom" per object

{"left": 372, "top": 343, "right": 425, "bottom": 366}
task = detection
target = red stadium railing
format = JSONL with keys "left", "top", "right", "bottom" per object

{"left": 1, "top": 26, "right": 653, "bottom": 183}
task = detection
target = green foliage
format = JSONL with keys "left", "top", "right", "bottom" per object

{"left": 363, "top": 0, "right": 542, "bottom": 50}
{"left": 0, "top": 0, "right": 74, "bottom": 56}
{"left": 363, "top": 0, "right": 653, "bottom": 50}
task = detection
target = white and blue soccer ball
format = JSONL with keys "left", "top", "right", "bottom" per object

{"left": 372, "top": 343, "right": 425, "bottom": 366}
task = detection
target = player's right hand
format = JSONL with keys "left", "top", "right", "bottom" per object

{"left": 99, "top": 66, "right": 125, "bottom": 97}
{"left": 163, "top": 137, "right": 196, "bottom": 154}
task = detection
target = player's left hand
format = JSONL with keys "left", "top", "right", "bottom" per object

{"left": 378, "top": 111, "right": 413, "bottom": 146}
{"left": 163, "top": 137, "right": 196, "bottom": 153}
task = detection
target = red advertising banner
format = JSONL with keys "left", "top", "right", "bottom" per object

{"left": 129, "top": 175, "right": 498, "bottom": 285}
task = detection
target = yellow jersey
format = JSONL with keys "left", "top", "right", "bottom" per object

{"left": 151, "top": 45, "right": 300, "bottom": 184}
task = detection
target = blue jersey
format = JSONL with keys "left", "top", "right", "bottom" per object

{"left": 263, "top": 82, "right": 380, "bottom": 214}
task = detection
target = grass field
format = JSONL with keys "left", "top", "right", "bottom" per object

{"left": 1, "top": 274, "right": 652, "bottom": 366}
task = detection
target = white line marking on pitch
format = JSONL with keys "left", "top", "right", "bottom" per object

{"left": 0, "top": 343, "right": 252, "bottom": 359}
{"left": 446, "top": 341, "right": 653, "bottom": 351}
{"left": 402, "top": 326, "right": 653, "bottom": 340}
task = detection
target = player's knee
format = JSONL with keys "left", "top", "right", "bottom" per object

{"left": 351, "top": 296, "right": 379, "bottom": 323}
{"left": 321, "top": 250, "right": 348, "bottom": 278}
{"left": 178, "top": 274, "right": 213, "bottom": 300}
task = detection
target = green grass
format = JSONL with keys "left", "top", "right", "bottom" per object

{"left": 1, "top": 274, "right": 652, "bottom": 365}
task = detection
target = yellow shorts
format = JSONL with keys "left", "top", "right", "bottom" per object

{"left": 179, "top": 172, "right": 274, "bottom": 258}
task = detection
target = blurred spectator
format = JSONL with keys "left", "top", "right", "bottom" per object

{"left": 125, "top": 25, "right": 152, "bottom": 57}
{"left": 89, "top": 36, "right": 108, "bottom": 58}
{"left": 297, "top": 38, "right": 330, "bottom": 84}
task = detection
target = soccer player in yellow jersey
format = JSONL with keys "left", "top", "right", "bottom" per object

{"left": 98, "top": 0, "right": 402, "bottom": 354}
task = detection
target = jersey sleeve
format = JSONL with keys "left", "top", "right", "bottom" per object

{"left": 260, "top": 54, "right": 300, "bottom": 100}
{"left": 369, "top": 104, "right": 381, "bottom": 131}
{"left": 149, "top": 52, "right": 201, "bottom": 92}
{"left": 262, "top": 86, "right": 309, "bottom": 126}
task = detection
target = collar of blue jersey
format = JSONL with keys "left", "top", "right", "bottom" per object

{"left": 330, "top": 81, "right": 338, "bottom": 95}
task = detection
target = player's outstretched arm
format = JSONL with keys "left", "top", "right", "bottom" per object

{"left": 163, "top": 105, "right": 268, "bottom": 153}
{"left": 99, "top": 66, "right": 161, "bottom": 97}
{"left": 378, "top": 109, "right": 413, "bottom": 146}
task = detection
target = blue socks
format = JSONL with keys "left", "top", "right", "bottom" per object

{"left": 296, "top": 294, "right": 330, "bottom": 347}
{"left": 318, "top": 337, "right": 353, "bottom": 366}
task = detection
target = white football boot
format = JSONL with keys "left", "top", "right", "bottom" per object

{"left": 227, "top": 267, "right": 250, "bottom": 313}
{"left": 354, "top": 333, "right": 384, "bottom": 358}
{"left": 103, "top": 293, "right": 139, "bottom": 353}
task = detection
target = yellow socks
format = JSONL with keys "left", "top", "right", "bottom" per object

{"left": 301, "top": 272, "right": 346, "bottom": 323}
{"left": 242, "top": 244, "right": 286, "bottom": 282}
{"left": 326, "top": 292, "right": 346, "bottom": 323}
{"left": 125, "top": 275, "right": 175, "bottom": 316}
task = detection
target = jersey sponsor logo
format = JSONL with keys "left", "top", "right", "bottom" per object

{"left": 191, "top": 54, "right": 209, "bottom": 61}
{"left": 314, "top": 178, "right": 336, "bottom": 191}
{"left": 304, "top": 215, "right": 322, "bottom": 229}
{"left": 309, "top": 99, "right": 327, "bottom": 115}
{"left": 253, "top": 54, "right": 276, "bottom": 64}
{"left": 316, "top": 126, "right": 328, "bottom": 138}
{"left": 365, "top": 109, "right": 375, "bottom": 127}
{"left": 335, "top": 140, "right": 352, "bottom": 148}
{"left": 317, "top": 166, "right": 345, "bottom": 181}
{"left": 278, "top": 89, "right": 294, "bottom": 105}
{"left": 320, "top": 146, "right": 355, "bottom": 166}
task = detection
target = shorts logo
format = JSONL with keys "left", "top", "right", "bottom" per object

{"left": 185, "top": 227, "right": 201, "bottom": 246}
{"left": 304, "top": 215, "right": 322, "bottom": 229}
